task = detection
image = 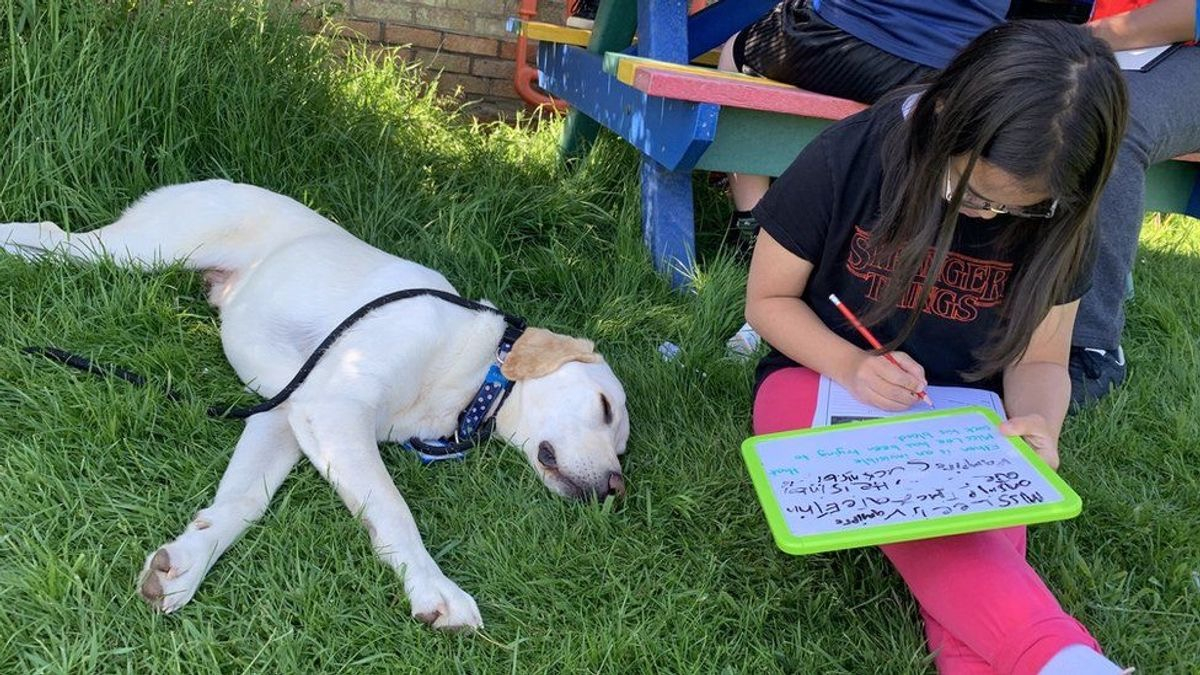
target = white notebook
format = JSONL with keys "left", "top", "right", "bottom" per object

{"left": 812, "top": 374, "right": 1006, "bottom": 427}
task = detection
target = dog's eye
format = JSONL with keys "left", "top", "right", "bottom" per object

{"left": 600, "top": 394, "right": 613, "bottom": 425}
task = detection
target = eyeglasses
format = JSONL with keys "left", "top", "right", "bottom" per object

{"left": 943, "top": 172, "right": 1058, "bottom": 219}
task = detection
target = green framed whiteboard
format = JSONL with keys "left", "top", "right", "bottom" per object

{"left": 741, "top": 406, "right": 1081, "bottom": 555}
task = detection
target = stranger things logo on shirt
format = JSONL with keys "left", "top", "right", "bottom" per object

{"left": 845, "top": 226, "right": 1011, "bottom": 323}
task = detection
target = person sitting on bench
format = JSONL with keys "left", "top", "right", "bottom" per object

{"left": 1069, "top": 0, "right": 1200, "bottom": 405}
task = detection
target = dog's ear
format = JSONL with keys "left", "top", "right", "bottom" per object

{"left": 501, "top": 327, "right": 601, "bottom": 380}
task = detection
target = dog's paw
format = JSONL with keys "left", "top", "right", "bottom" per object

{"left": 137, "top": 540, "right": 210, "bottom": 614}
{"left": 406, "top": 571, "right": 483, "bottom": 631}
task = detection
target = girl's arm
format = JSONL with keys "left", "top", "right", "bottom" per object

{"left": 1089, "top": 0, "right": 1198, "bottom": 50}
{"left": 746, "top": 230, "right": 928, "bottom": 410}
{"left": 999, "top": 300, "right": 1079, "bottom": 469}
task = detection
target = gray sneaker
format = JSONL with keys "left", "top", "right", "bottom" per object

{"left": 1068, "top": 346, "right": 1126, "bottom": 409}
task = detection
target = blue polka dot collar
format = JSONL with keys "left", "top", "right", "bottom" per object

{"left": 403, "top": 319, "right": 526, "bottom": 463}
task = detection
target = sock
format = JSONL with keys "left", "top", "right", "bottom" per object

{"left": 1038, "top": 644, "right": 1127, "bottom": 675}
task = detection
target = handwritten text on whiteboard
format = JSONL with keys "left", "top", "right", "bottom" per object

{"left": 755, "top": 411, "right": 1062, "bottom": 537}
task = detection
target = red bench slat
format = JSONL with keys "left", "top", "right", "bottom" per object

{"left": 630, "top": 67, "right": 868, "bottom": 120}
{"left": 628, "top": 64, "right": 1199, "bottom": 165}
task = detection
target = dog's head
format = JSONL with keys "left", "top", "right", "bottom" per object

{"left": 495, "top": 328, "right": 629, "bottom": 501}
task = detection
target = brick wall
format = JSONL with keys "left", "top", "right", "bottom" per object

{"left": 317, "top": 0, "right": 569, "bottom": 119}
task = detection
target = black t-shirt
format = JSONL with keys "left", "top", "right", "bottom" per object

{"left": 752, "top": 99, "right": 1091, "bottom": 395}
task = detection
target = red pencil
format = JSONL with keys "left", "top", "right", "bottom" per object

{"left": 828, "top": 293, "right": 935, "bottom": 408}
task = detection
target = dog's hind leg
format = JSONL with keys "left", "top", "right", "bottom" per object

{"left": 0, "top": 217, "right": 173, "bottom": 266}
{"left": 287, "top": 400, "right": 484, "bottom": 631}
{"left": 138, "top": 409, "right": 300, "bottom": 613}
{"left": 3, "top": 180, "right": 335, "bottom": 270}
{"left": 0, "top": 221, "right": 76, "bottom": 261}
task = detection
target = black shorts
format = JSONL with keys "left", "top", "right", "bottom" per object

{"left": 731, "top": 0, "right": 935, "bottom": 104}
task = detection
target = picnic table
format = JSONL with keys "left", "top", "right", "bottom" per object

{"left": 521, "top": 0, "right": 1200, "bottom": 288}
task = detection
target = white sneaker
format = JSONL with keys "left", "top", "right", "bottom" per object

{"left": 726, "top": 322, "right": 761, "bottom": 359}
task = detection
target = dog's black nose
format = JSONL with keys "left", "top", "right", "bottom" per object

{"left": 537, "top": 441, "right": 557, "bottom": 469}
{"left": 606, "top": 471, "right": 626, "bottom": 498}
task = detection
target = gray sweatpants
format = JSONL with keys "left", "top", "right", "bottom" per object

{"left": 1073, "top": 45, "right": 1200, "bottom": 350}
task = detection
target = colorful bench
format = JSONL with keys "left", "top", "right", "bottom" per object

{"left": 526, "top": 0, "right": 1200, "bottom": 288}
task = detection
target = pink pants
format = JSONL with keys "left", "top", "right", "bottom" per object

{"left": 753, "top": 367, "right": 1100, "bottom": 675}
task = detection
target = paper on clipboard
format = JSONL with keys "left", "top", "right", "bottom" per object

{"left": 812, "top": 374, "right": 1006, "bottom": 426}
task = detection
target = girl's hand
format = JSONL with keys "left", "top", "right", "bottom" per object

{"left": 999, "top": 414, "right": 1060, "bottom": 470}
{"left": 846, "top": 351, "right": 928, "bottom": 411}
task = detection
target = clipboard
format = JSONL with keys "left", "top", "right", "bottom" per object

{"left": 741, "top": 407, "right": 1081, "bottom": 555}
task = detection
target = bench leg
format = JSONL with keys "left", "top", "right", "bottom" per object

{"left": 641, "top": 158, "right": 695, "bottom": 289}
{"left": 560, "top": 0, "right": 638, "bottom": 160}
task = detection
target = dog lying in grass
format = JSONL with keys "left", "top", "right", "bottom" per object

{"left": 1, "top": 180, "right": 629, "bottom": 630}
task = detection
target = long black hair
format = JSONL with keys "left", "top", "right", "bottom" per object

{"left": 863, "top": 20, "right": 1128, "bottom": 380}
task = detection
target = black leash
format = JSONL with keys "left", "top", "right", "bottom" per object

{"left": 23, "top": 288, "right": 526, "bottom": 421}
{"left": 205, "top": 288, "right": 525, "bottom": 419}
{"left": 20, "top": 346, "right": 182, "bottom": 401}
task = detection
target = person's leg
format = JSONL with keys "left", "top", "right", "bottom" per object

{"left": 921, "top": 610, "right": 995, "bottom": 675}
{"left": 718, "top": 37, "right": 772, "bottom": 214}
{"left": 1070, "top": 46, "right": 1200, "bottom": 406}
{"left": 882, "top": 532, "right": 1106, "bottom": 674}
{"left": 731, "top": 0, "right": 934, "bottom": 104}
{"left": 911, "top": 525, "right": 1028, "bottom": 674}
{"left": 752, "top": 366, "right": 821, "bottom": 434}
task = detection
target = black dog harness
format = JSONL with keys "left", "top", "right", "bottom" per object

{"left": 26, "top": 288, "right": 527, "bottom": 464}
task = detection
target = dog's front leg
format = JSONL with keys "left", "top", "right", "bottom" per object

{"left": 139, "top": 408, "right": 301, "bottom": 612}
{"left": 287, "top": 401, "right": 483, "bottom": 631}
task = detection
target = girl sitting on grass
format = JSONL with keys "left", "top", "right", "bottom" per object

{"left": 745, "top": 20, "right": 1131, "bottom": 675}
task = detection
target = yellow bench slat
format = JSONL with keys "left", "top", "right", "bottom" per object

{"left": 516, "top": 20, "right": 592, "bottom": 47}
{"left": 512, "top": 20, "right": 721, "bottom": 66}
{"left": 605, "top": 53, "right": 798, "bottom": 91}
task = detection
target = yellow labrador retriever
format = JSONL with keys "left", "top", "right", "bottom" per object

{"left": 1, "top": 180, "right": 629, "bottom": 630}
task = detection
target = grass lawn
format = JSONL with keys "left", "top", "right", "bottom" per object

{"left": 1, "top": 2, "right": 1197, "bottom": 672}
